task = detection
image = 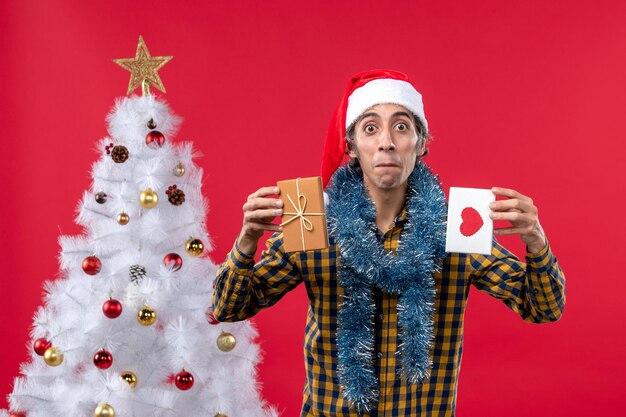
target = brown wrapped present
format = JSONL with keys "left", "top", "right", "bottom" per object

{"left": 277, "top": 176, "right": 329, "bottom": 252}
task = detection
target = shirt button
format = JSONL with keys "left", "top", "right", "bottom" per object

{"left": 378, "top": 314, "right": 384, "bottom": 320}
{"left": 377, "top": 352, "right": 383, "bottom": 359}
{"left": 532, "top": 288, "right": 540, "bottom": 295}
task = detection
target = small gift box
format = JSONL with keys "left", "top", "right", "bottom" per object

{"left": 277, "top": 176, "right": 329, "bottom": 253}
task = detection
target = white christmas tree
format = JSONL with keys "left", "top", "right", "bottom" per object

{"left": 2, "top": 37, "right": 277, "bottom": 417}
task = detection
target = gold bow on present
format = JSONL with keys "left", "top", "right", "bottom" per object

{"left": 280, "top": 178, "right": 325, "bottom": 251}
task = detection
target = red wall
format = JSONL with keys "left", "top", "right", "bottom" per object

{"left": 1, "top": 1, "right": 625, "bottom": 415}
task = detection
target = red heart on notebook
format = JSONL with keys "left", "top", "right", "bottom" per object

{"left": 460, "top": 207, "right": 484, "bottom": 237}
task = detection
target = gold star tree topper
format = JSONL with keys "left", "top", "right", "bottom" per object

{"left": 113, "top": 36, "right": 173, "bottom": 96}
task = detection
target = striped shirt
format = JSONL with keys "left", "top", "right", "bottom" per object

{"left": 212, "top": 210, "right": 566, "bottom": 416}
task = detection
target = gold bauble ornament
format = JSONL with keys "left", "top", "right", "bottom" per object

{"left": 116, "top": 211, "right": 130, "bottom": 225}
{"left": 139, "top": 188, "right": 158, "bottom": 208}
{"left": 94, "top": 403, "right": 115, "bottom": 417}
{"left": 137, "top": 306, "right": 157, "bottom": 326}
{"left": 120, "top": 371, "right": 138, "bottom": 388}
{"left": 43, "top": 346, "right": 64, "bottom": 366}
{"left": 215, "top": 414, "right": 228, "bottom": 417}
{"left": 174, "top": 162, "right": 186, "bottom": 177}
{"left": 217, "top": 332, "right": 236, "bottom": 352}
{"left": 185, "top": 238, "right": 205, "bottom": 256}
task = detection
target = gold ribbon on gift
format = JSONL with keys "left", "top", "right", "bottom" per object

{"left": 280, "top": 178, "right": 325, "bottom": 251}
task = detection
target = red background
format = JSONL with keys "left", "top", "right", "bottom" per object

{"left": 1, "top": 1, "right": 625, "bottom": 415}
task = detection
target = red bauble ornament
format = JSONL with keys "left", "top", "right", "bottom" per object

{"left": 163, "top": 253, "right": 183, "bottom": 271}
{"left": 206, "top": 309, "right": 219, "bottom": 325}
{"left": 174, "top": 370, "right": 194, "bottom": 391}
{"left": 103, "top": 299, "right": 123, "bottom": 319}
{"left": 82, "top": 256, "right": 102, "bottom": 275}
{"left": 33, "top": 338, "right": 52, "bottom": 356}
{"left": 9, "top": 412, "right": 26, "bottom": 417}
{"left": 93, "top": 349, "right": 113, "bottom": 369}
{"left": 145, "top": 131, "right": 165, "bottom": 149}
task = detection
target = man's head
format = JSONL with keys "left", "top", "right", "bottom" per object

{"left": 346, "top": 103, "right": 429, "bottom": 191}
{"left": 321, "top": 70, "right": 430, "bottom": 188}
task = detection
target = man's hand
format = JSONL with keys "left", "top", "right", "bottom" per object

{"left": 237, "top": 186, "right": 283, "bottom": 256}
{"left": 489, "top": 187, "right": 547, "bottom": 254}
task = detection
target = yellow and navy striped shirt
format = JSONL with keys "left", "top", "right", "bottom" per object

{"left": 212, "top": 211, "right": 565, "bottom": 417}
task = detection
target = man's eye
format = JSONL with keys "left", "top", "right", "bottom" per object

{"left": 364, "top": 125, "right": 376, "bottom": 133}
{"left": 396, "top": 123, "right": 407, "bottom": 131}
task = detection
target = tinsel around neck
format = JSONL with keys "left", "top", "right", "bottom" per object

{"left": 325, "top": 162, "right": 447, "bottom": 413}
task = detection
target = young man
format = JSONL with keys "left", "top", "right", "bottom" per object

{"left": 212, "top": 70, "right": 566, "bottom": 417}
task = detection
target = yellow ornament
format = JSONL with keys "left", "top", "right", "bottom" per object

{"left": 120, "top": 371, "right": 138, "bottom": 388}
{"left": 185, "top": 238, "right": 205, "bottom": 256}
{"left": 174, "top": 162, "right": 186, "bottom": 177}
{"left": 94, "top": 403, "right": 115, "bottom": 417}
{"left": 116, "top": 211, "right": 130, "bottom": 225}
{"left": 139, "top": 188, "right": 158, "bottom": 208}
{"left": 215, "top": 414, "right": 228, "bottom": 417}
{"left": 137, "top": 306, "right": 157, "bottom": 326}
{"left": 113, "top": 36, "right": 173, "bottom": 96}
{"left": 217, "top": 332, "right": 236, "bottom": 352}
{"left": 43, "top": 346, "right": 63, "bottom": 366}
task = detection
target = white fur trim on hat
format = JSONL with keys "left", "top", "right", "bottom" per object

{"left": 345, "top": 78, "right": 428, "bottom": 132}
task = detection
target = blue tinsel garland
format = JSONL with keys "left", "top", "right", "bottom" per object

{"left": 326, "top": 161, "right": 447, "bottom": 413}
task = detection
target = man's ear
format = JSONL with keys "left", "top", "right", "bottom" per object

{"left": 346, "top": 139, "right": 357, "bottom": 158}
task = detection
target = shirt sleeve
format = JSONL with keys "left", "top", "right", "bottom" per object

{"left": 211, "top": 233, "right": 304, "bottom": 322}
{"left": 468, "top": 238, "right": 566, "bottom": 323}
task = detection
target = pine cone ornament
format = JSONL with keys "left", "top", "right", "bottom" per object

{"left": 111, "top": 145, "right": 129, "bottom": 163}
{"left": 129, "top": 264, "right": 147, "bottom": 284}
{"left": 166, "top": 185, "right": 185, "bottom": 206}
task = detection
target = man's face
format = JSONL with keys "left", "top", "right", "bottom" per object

{"left": 349, "top": 103, "right": 424, "bottom": 192}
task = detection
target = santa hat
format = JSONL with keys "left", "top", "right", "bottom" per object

{"left": 320, "top": 69, "right": 428, "bottom": 188}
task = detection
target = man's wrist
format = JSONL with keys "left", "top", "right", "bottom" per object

{"left": 237, "top": 233, "right": 259, "bottom": 257}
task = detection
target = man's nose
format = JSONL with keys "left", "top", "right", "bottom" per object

{"left": 378, "top": 127, "right": 395, "bottom": 150}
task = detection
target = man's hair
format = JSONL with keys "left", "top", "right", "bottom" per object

{"left": 345, "top": 113, "right": 431, "bottom": 172}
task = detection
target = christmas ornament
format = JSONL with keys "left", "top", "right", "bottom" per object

{"left": 166, "top": 185, "right": 185, "bottom": 206}
{"left": 94, "top": 403, "right": 115, "bottom": 417}
{"left": 113, "top": 35, "right": 173, "bottom": 96}
{"left": 129, "top": 264, "right": 147, "bottom": 284}
{"left": 139, "top": 188, "right": 158, "bottom": 208}
{"left": 9, "top": 412, "right": 26, "bottom": 417}
{"left": 43, "top": 347, "right": 63, "bottom": 366}
{"left": 215, "top": 413, "right": 228, "bottom": 417}
{"left": 120, "top": 371, "right": 138, "bottom": 388}
{"left": 147, "top": 118, "right": 157, "bottom": 129}
{"left": 137, "top": 306, "right": 157, "bottom": 326}
{"left": 217, "top": 332, "right": 236, "bottom": 352}
{"left": 206, "top": 309, "right": 219, "bottom": 325}
{"left": 110, "top": 145, "right": 129, "bottom": 163}
{"left": 145, "top": 130, "right": 165, "bottom": 149}
{"left": 94, "top": 349, "right": 113, "bottom": 369}
{"left": 82, "top": 255, "right": 102, "bottom": 275}
{"left": 103, "top": 298, "right": 123, "bottom": 319}
{"left": 174, "top": 162, "right": 185, "bottom": 177}
{"left": 116, "top": 211, "right": 130, "bottom": 225}
{"left": 163, "top": 253, "right": 183, "bottom": 271}
{"left": 185, "top": 238, "right": 204, "bottom": 256}
{"left": 174, "top": 369, "right": 194, "bottom": 391}
{"left": 95, "top": 192, "right": 107, "bottom": 204}
{"left": 33, "top": 337, "right": 52, "bottom": 356}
